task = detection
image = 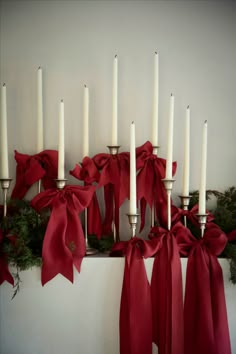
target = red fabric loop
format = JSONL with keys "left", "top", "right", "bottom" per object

{"left": 150, "top": 223, "right": 184, "bottom": 354}
{"left": 70, "top": 158, "right": 102, "bottom": 239}
{"left": 93, "top": 152, "right": 130, "bottom": 236}
{"left": 31, "top": 185, "right": 96, "bottom": 285}
{"left": 177, "top": 223, "right": 231, "bottom": 354}
{"left": 136, "top": 141, "right": 177, "bottom": 231}
{"left": 11, "top": 150, "right": 58, "bottom": 199}
{"left": 112, "top": 237, "right": 161, "bottom": 354}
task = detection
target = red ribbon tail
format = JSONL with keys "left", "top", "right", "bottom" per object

{"left": 87, "top": 194, "right": 103, "bottom": 239}
{"left": 0, "top": 256, "right": 14, "bottom": 286}
{"left": 102, "top": 184, "right": 114, "bottom": 235}
{"left": 120, "top": 245, "right": 152, "bottom": 354}
{"left": 151, "top": 233, "right": 184, "bottom": 354}
{"left": 139, "top": 198, "right": 147, "bottom": 233}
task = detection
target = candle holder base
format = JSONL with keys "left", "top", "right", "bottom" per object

{"left": 0, "top": 178, "right": 12, "bottom": 218}
{"left": 85, "top": 245, "right": 99, "bottom": 256}
{"left": 196, "top": 213, "right": 208, "bottom": 237}
{"left": 107, "top": 145, "right": 121, "bottom": 155}
{"left": 55, "top": 179, "right": 67, "bottom": 190}
{"left": 152, "top": 145, "right": 160, "bottom": 156}
{"left": 127, "top": 213, "right": 139, "bottom": 238}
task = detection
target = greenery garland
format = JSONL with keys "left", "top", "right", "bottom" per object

{"left": 0, "top": 187, "right": 236, "bottom": 298}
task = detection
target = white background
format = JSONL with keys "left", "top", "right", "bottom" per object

{"left": 0, "top": 1, "right": 236, "bottom": 353}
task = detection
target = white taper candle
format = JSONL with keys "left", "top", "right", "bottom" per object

{"left": 0, "top": 84, "right": 9, "bottom": 179}
{"left": 182, "top": 106, "right": 190, "bottom": 196}
{"left": 129, "top": 121, "right": 136, "bottom": 214}
{"left": 165, "top": 94, "right": 174, "bottom": 179}
{"left": 111, "top": 54, "right": 118, "bottom": 146}
{"left": 58, "top": 100, "right": 65, "bottom": 179}
{"left": 152, "top": 52, "right": 159, "bottom": 147}
{"left": 37, "top": 66, "right": 43, "bottom": 152}
{"left": 82, "top": 85, "right": 89, "bottom": 158}
{"left": 199, "top": 120, "right": 208, "bottom": 214}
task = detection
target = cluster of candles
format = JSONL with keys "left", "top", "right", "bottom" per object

{"left": 0, "top": 53, "right": 208, "bottom": 220}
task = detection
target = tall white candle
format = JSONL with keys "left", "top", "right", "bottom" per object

{"left": 152, "top": 52, "right": 159, "bottom": 147}
{"left": 182, "top": 106, "right": 190, "bottom": 196}
{"left": 82, "top": 85, "right": 89, "bottom": 158}
{"left": 37, "top": 66, "right": 43, "bottom": 152}
{"left": 0, "top": 84, "right": 9, "bottom": 179}
{"left": 165, "top": 94, "right": 174, "bottom": 179}
{"left": 129, "top": 121, "right": 137, "bottom": 214}
{"left": 111, "top": 54, "right": 118, "bottom": 146}
{"left": 58, "top": 100, "right": 65, "bottom": 180}
{"left": 199, "top": 120, "right": 208, "bottom": 214}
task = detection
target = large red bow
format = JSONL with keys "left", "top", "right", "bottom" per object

{"left": 11, "top": 150, "right": 58, "bottom": 199}
{"left": 136, "top": 141, "right": 177, "bottom": 231}
{"left": 177, "top": 223, "right": 231, "bottom": 354}
{"left": 0, "top": 229, "right": 14, "bottom": 286}
{"left": 31, "top": 185, "right": 96, "bottom": 285}
{"left": 150, "top": 222, "right": 184, "bottom": 354}
{"left": 93, "top": 151, "right": 130, "bottom": 237}
{"left": 70, "top": 157, "right": 102, "bottom": 239}
{"left": 112, "top": 236, "right": 161, "bottom": 354}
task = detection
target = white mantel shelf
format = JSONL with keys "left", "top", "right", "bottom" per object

{"left": 0, "top": 258, "right": 236, "bottom": 354}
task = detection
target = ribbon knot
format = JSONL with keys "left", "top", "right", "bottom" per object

{"left": 31, "top": 185, "right": 96, "bottom": 285}
{"left": 11, "top": 150, "right": 58, "bottom": 199}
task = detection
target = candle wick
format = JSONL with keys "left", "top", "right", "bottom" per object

{"left": 3, "top": 83, "right": 6, "bottom": 87}
{"left": 61, "top": 99, "right": 64, "bottom": 103}
{"left": 155, "top": 51, "right": 158, "bottom": 54}
{"left": 204, "top": 120, "right": 207, "bottom": 124}
{"left": 38, "top": 66, "right": 41, "bottom": 70}
{"left": 187, "top": 105, "right": 190, "bottom": 109}
{"left": 131, "top": 121, "right": 134, "bottom": 124}
{"left": 171, "top": 93, "right": 173, "bottom": 96}
{"left": 115, "top": 54, "right": 117, "bottom": 58}
{"left": 84, "top": 84, "right": 87, "bottom": 88}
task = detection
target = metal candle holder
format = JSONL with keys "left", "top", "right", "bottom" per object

{"left": 127, "top": 213, "right": 139, "bottom": 238}
{"left": 54, "top": 178, "right": 67, "bottom": 190}
{"left": 84, "top": 208, "right": 98, "bottom": 256}
{"left": 196, "top": 213, "right": 208, "bottom": 237}
{"left": 0, "top": 178, "right": 12, "bottom": 218}
{"left": 179, "top": 195, "right": 192, "bottom": 227}
{"left": 162, "top": 178, "right": 175, "bottom": 231}
{"left": 107, "top": 145, "right": 121, "bottom": 242}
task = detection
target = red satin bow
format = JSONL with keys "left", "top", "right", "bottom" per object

{"left": 177, "top": 223, "right": 231, "bottom": 354}
{"left": 136, "top": 141, "right": 177, "bottom": 231}
{"left": 150, "top": 222, "right": 184, "bottom": 354}
{"left": 93, "top": 151, "right": 130, "bottom": 236}
{"left": 11, "top": 150, "right": 58, "bottom": 199}
{"left": 0, "top": 229, "right": 14, "bottom": 286}
{"left": 31, "top": 185, "right": 96, "bottom": 285}
{"left": 70, "top": 157, "right": 102, "bottom": 239}
{"left": 112, "top": 237, "right": 160, "bottom": 354}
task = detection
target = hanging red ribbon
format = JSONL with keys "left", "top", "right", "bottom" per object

{"left": 150, "top": 222, "right": 185, "bottom": 354}
{"left": 70, "top": 157, "right": 102, "bottom": 239}
{"left": 11, "top": 150, "right": 58, "bottom": 199}
{"left": 31, "top": 185, "right": 96, "bottom": 285}
{"left": 177, "top": 223, "right": 231, "bottom": 354}
{"left": 93, "top": 152, "right": 130, "bottom": 236}
{"left": 136, "top": 141, "right": 177, "bottom": 231}
{"left": 112, "top": 236, "right": 161, "bottom": 354}
{"left": 0, "top": 229, "right": 14, "bottom": 286}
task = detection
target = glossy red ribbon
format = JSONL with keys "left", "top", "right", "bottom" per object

{"left": 11, "top": 150, "right": 58, "bottom": 199}
{"left": 136, "top": 141, "right": 177, "bottom": 231}
{"left": 112, "top": 237, "right": 161, "bottom": 354}
{"left": 93, "top": 152, "right": 130, "bottom": 236}
{"left": 31, "top": 185, "right": 96, "bottom": 285}
{"left": 0, "top": 229, "right": 14, "bottom": 286}
{"left": 150, "top": 222, "right": 184, "bottom": 354}
{"left": 70, "top": 157, "right": 102, "bottom": 239}
{"left": 177, "top": 223, "right": 231, "bottom": 354}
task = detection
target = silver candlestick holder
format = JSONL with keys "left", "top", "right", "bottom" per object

{"left": 0, "top": 178, "right": 12, "bottom": 218}
{"left": 84, "top": 207, "right": 98, "bottom": 256}
{"left": 127, "top": 213, "right": 139, "bottom": 238}
{"left": 179, "top": 195, "right": 192, "bottom": 227}
{"left": 38, "top": 179, "right": 42, "bottom": 194}
{"left": 54, "top": 178, "right": 67, "bottom": 190}
{"left": 196, "top": 213, "right": 208, "bottom": 237}
{"left": 162, "top": 178, "right": 175, "bottom": 231}
{"left": 107, "top": 145, "right": 121, "bottom": 242}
